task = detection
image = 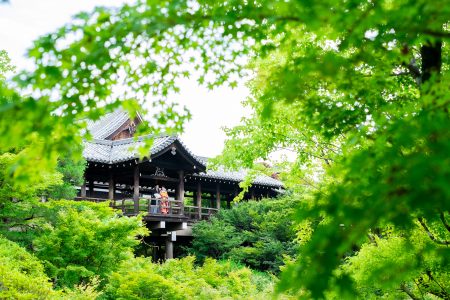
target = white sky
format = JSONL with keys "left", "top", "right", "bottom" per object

{"left": 0, "top": 0, "right": 250, "bottom": 158}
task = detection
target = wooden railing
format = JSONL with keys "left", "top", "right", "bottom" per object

{"left": 111, "top": 198, "right": 184, "bottom": 216}
{"left": 184, "top": 206, "right": 219, "bottom": 221}
{"left": 75, "top": 197, "right": 218, "bottom": 221}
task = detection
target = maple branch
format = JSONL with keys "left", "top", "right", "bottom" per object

{"left": 439, "top": 211, "right": 450, "bottom": 233}
{"left": 418, "top": 217, "right": 450, "bottom": 246}
{"left": 400, "top": 283, "right": 421, "bottom": 300}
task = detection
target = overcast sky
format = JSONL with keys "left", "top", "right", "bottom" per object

{"left": 0, "top": 0, "right": 250, "bottom": 157}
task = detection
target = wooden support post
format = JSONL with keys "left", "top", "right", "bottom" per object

{"left": 133, "top": 164, "right": 140, "bottom": 214}
{"left": 251, "top": 189, "right": 255, "bottom": 201}
{"left": 216, "top": 183, "right": 221, "bottom": 209}
{"left": 89, "top": 180, "right": 94, "bottom": 197}
{"left": 165, "top": 238, "right": 174, "bottom": 260}
{"left": 80, "top": 180, "right": 86, "bottom": 198}
{"left": 197, "top": 182, "right": 202, "bottom": 220}
{"left": 108, "top": 175, "right": 115, "bottom": 200}
{"left": 210, "top": 193, "right": 214, "bottom": 208}
{"left": 177, "top": 170, "right": 184, "bottom": 215}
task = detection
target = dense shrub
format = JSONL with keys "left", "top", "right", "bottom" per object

{"left": 0, "top": 236, "right": 100, "bottom": 299}
{"left": 189, "top": 197, "right": 300, "bottom": 273}
{"left": 33, "top": 200, "right": 148, "bottom": 288}
{"left": 0, "top": 236, "right": 56, "bottom": 299}
{"left": 102, "top": 256, "right": 274, "bottom": 300}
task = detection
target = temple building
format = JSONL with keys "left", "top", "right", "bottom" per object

{"left": 78, "top": 109, "right": 283, "bottom": 259}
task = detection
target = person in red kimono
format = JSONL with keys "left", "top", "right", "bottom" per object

{"left": 159, "top": 186, "right": 169, "bottom": 214}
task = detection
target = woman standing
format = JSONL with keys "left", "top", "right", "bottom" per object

{"left": 159, "top": 187, "right": 169, "bottom": 214}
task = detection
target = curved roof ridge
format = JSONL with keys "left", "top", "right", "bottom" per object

{"left": 83, "top": 134, "right": 206, "bottom": 169}
{"left": 191, "top": 165, "right": 283, "bottom": 188}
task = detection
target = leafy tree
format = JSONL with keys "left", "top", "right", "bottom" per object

{"left": 190, "top": 218, "right": 243, "bottom": 260}
{"left": 189, "top": 198, "right": 300, "bottom": 273}
{"left": 343, "top": 226, "right": 450, "bottom": 299}
{"left": 45, "top": 148, "right": 86, "bottom": 200}
{"left": 0, "top": 147, "right": 85, "bottom": 245}
{"left": 33, "top": 200, "right": 148, "bottom": 288}
{"left": 0, "top": 151, "right": 64, "bottom": 245}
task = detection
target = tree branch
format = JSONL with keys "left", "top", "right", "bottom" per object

{"left": 426, "top": 270, "right": 450, "bottom": 299}
{"left": 400, "top": 283, "right": 421, "bottom": 300}
{"left": 418, "top": 217, "right": 450, "bottom": 246}
{"left": 439, "top": 211, "right": 450, "bottom": 233}
{"left": 402, "top": 59, "right": 421, "bottom": 85}
{"left": 419, "top": 29, "right": 450, "bottom": 39}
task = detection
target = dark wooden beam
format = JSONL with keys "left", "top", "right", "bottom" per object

{"left": 216, "top": 183, "right": 221, "bottom": 209}
{"left": 80, "top": 180, "right": 86, "bottom": 198}
{"left": 177, "top": 170, "right": 185, "bottom": 215}
{"left": 89, "top": 180, "right": 94, "bottom": 197}
{"left": 108, "top": 174, "right": 115, "bottom": 200}
{"left": 197, "top": 182, "right": 202, "bottom": 220}
{"left": 165, "top": 234, "right": 174, "bottom": 259}
{"left": 133, "top": 164, "right": 140, "bottom": 213}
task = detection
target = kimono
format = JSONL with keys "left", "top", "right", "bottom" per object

{"left": 160, "top": 189, "right": 169, "bottom": 214}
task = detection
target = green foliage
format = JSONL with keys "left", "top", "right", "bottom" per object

{"left": 189, "top": 198, "right": 300, "bottom": 273}
{"left": 190, "top": 218, "right": 243, "bottom": 260}
{"left": 0, "top": 149, "right": 84, "bottom": 246}
{"left": 0, "top": 236, "right": 103, "bottom": 299}
{"left": 1, "top": 0, "right": 448, "bottom": 298}
{"left": 33, "top": 200, "right": 148, "bottom": 288}
{"left": 0, "top": 235, "right": 57, "bottom": 299}
{"left": 103, "top": 256, "right": 274, "bottom": 300}
{"left": 46, "top": 149, "right": 86, "bottom": 200}
{"left": 0, "top": 49, "right": 14, "bottom": 80}
{"left": 343, "top": 225, "right": 450, "bottom": 299}
{"left": 0, "top": 151, "right": 63, "bottom": 245}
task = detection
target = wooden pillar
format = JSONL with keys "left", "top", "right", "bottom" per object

{"left": 133, "top": 164, "right": 140, "bottom": 214}
{"left": 166, "top": 231, "right": 176, "bottom": 259}
{"left": 210, "top": 193, "right": 214, "bottom": 208}
{"left": 177, "top": 170, "right": 184, "bottom": 215}
{"left": 251, "top": 189, "right": 255, "bottom": 201}
{"left": 197, "top": 182, "right": 202, "bottom": 220}
{"left": 89, "top": 180, "right": 94, "bottom": 197}
{"left": 227, "top": 195, "right": 231, "bottom": 209}
{"left": 108, "top": 175, "right": 115, "bottom": 200}
{"left": 165, "top": 239, "right": 174, "bottom": 259}
{"left": 215, "top": 183, "right": 221, "bottom": 209}
{"left": 80, "top": 180, "right": 86, "bottom": 198}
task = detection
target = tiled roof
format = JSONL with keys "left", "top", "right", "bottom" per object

{"left": 86, "top": 109, "right": 132, "bottom": 139}
{"left": 83, "top": 110, "right": 283, "bottom": 188}
{"left": 191, "top": 166, "right": 283, "bottom": 188}
{"left": 83, "top": 136, "right": 283, "bottom": 187}
{"left": 84, "top": 135, "right": 189, "bottom": 164}
{"left": 190, "top": 157, "right": 283, "bottom": 188}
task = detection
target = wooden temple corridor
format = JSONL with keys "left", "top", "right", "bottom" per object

{"left": 78, "top": 109, "right": 283, "bottom": 259}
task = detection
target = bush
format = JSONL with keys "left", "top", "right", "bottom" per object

{"left": 102, "top": 256, "right": 273, "bottom": 300}
{"left": 33, "top": 200, "right": 148, "bottom": 288}
{"left": 0, "top": 236, "right": 57, "bottom": 299}
{"left": 189, "top": 197, "right": 300, "bottom": 273}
